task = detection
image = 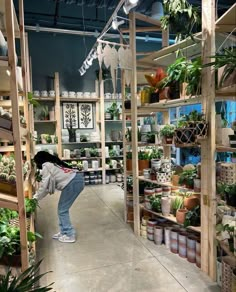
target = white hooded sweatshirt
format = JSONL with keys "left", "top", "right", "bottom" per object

{"left": 34, "top": 162, "right": 76, "bottom": 200}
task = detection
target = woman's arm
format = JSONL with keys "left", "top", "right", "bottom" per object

{"left": 33, "top": 165, "right": 51, "bottom": 200}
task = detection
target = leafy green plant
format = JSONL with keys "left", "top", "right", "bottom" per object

{"left": 27, "top": 92, "right": 39, "bottom": 107}
{"left": 138, "top": 151, "right": 150, "bottom": 160}
{"left": 80, "top": 135, "right": 88, "bottom": 142}
{"left": 45, "top": 135, "right": 52, "bottom": 144}
{"left": 40, "top": 105, "right": 49, "bottom": 120}
{"left": 160, "top": 0, "right": 201, "bottom": 42}
{"left": 149, "top": 148, "right": 162, "bottom": 160}
{"left": 106, "top": 102, "right": 121, "bottom": 118}
{"left": 0, "top": 259, "right": 54, "bottom": 291}
{"left": 184, "top": 205, "right": 200, "bottom": 227}
{"left": 204, "top": 47, "right": 236, "bottom": 88}
{"left": 109, "top": 149, "right": 117, "bottom": 157}
{"left": 149, "top": 195, "right": 161, "bottom": 212}
{"left": 89, "top": 148, "right": 99, "bottom": 157}
{"left": 126, "top": 152, "right": 132, "bottom": 159}
{"left": 126, "top": 176, "right": 133, "bottom": 193}
{"left": 172, "top": 196, "right": 184, "bottom": 216}
{"left": 147, "top": 132, "right": 155, "bottom": 143}
{"left": 179, "top": 169, "right": 197, "bottom": 188}
{"left": 35, "top": 170, "right": 42, "bottom": 182}
{"left": 160, "top": 125, "right": 175, "bottom": 138}
{"left": 25, "top": 198, "right": 39, "bottom": 216}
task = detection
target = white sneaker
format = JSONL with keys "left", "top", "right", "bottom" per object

{"left": 58, "top": 234, "right": 76, "bottom": 243}
{"left": 52, "top": 232, "right": 62, "bottom": 239}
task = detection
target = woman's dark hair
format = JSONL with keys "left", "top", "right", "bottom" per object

{"left": 34, "top": 151, "right": 72, "bottom": 169}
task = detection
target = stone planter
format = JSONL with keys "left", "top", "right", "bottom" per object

{"left": 194, "top": 178, "right": 201, "bottom": 193}
{"left": 154, "top": 226, "right": 163, "bottom": 245}
{"left": 170, "top": 229, "right": 179, "bottom": 254}
{"left": 164, "top": 227, "right": 172, "bottom": 249}
{"left": 178, "top": 232, "right": 188, "bottom": 258}
{"left": 161, "top": 197, "right": 171, "bottom": 216}
{"left": 187, "top": 236, "right": 197, "bottom": 263}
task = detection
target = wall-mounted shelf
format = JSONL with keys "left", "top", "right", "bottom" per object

{"left": 60, "top": 97, "right": 99, "bottom": 102}
{"left": 34, "top": 97, "right": 56, "bottom": 101}
{"left": 216, "top": 145, "right": 236, "bottom": 152}
{"left": 34, "top": 120, "right": 57, "bottom": 123}
{"left": 62, "top": 141, "right": 101, "bottom": 145}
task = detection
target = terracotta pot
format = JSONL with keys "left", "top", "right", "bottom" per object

{"left": 184, "top": 196, "right": 200, "bottom": 210}
{"left": 172, "top": 174, "right": 180, "bottom": 186}
{"left": 176, "top": 209, "right": 188, "bottom": 224}
{"left": 164, "top": 137, "right": 173, "bottom": 144}
{"left": 0, "top": 254, "right": 21, "bottom": 267}
{"left": 138, "top": 159, "right": 150, "bottom": 171}
{"left": 126, "top": 159, "right": 132, "bottom": 171}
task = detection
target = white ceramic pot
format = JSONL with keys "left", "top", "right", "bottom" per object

{"left": 61, "top": 91, "right": 69, "bottom": 98}
{"left": 161, "top": 197, "right": 171, "bottom": 216}
{"left": 143, "top": 168, "right": 151, "bottom": 179}
{"left": 84, "top": 92, "right": 91, "bottom": 98}
{"left": 105, "top": 93, "right": 111, "bottom": 99}
{"left": 63, "top": 149, "right": 70, "bottom": 159}
{"left": 76, "top": 92, "right": 83, "bottom": 98}
{"left": 151, "top": 159, "right": 161, "bottom": 170}
{"left": 69, "top": 91, "right": 76, "bottom": 98}
{"left": 33, "top": 90, "right": 40, "bottom": 96}
{"left": 91, "top": 92, "right": 97, "bottom": 98}
{"left": 41, "top": 90, "right": 48, "bottom": 97}
{"left": 83, "top": 161, "right": 88, "bottom": 171}
{"left": 156, "top": 172, "right": 166, "bottom": 183}
{"left": 92, "top": 160, "right": 99, "bottom": 170}
{"left": 49, "top": 90, "right": 55, "bottom": 97}
{"left": 141, "top": 124, "right": 151, "bottom": 133}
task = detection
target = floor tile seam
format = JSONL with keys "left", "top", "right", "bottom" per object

{"left": 58, "top": 255, "right": 155, "bottom": 275}
{"left": 153, "top": 255, "right": 188, "bottom": 292}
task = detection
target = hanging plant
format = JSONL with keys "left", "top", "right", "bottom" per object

{"left": 160, "top": 0, "right": 201, "bottom": 42}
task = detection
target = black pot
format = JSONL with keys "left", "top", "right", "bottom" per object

{"left": 168, "top": 81, "right": 180, "bottom": 99}
{"left": 195, "top": 122, "right": 207, "bottom": 136}
{"left": 150, "top": 92, "right": 159, "bottom": 103}
{"left": 124, "top": 100, "right": 131, "bottom": 109}
{"left": 225, "top": 193, "right": 236, "bottom": 207}
{"left": 68, "top": 129, "right": 76, "bottom": 142}
{"left": 229, "top": 135, "right": 236, "bottom": 148}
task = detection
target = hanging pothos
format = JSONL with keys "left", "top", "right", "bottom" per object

{"left": 160, "top": 0, "right": 201, "bottom": 42}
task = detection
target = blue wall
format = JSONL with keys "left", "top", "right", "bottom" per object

{"left": 28, "top": 31, "right": 162, "bottom": 93}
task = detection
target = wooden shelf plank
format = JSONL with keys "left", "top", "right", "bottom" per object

{"left": 216, "top": 145, "right": 236, "bottom": 152}
{"left": 60, "top": 97, "right": 99, "bottom": 102}
{"left": 215, "top": 3, "right": 236, "bottom": 32}
{"left": 105, "top": 120, "right": 122, "bottom": 122}
{"left": 0, "top": 128, "right": 13, "bottom": 141}
{"left": 0, "top": 100, "right": 24, "bottom": 108}
{"left": 34, "top": 120, "right": 57, "bottom": 123}
{"left": 0, "top": 193, "right": 18, "bottom": 210}
{"left": 34, "top": 97, "right": 55, "bottom": 101}
{"left": 216, "top": 84, "right": 236, "bottom": 97}
{"left": 0, "top": 145, "right": 26, "bottom": 152}
{"left": 140, "top": 204, "right": 201, "bottom": 233}
{"left": 62, "top": 141, "right": 101, "bottom": 145}
{"left": 105, "top": 141, "right": 123, "bottom": 143}
{"left": 62, "top": 157, "right": 102, "bottom": 161}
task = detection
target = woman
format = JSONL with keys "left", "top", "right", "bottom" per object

{"left": 33, "top": 151, "right": 84, "bottom": 243}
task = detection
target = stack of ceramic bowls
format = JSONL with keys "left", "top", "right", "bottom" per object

{"left": 61, "top": 129, "right": 69, "bottom": 143}
{"left": 90, "top": 132, "right": 100, "bottom": 142}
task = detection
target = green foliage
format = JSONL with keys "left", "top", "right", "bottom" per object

{"left": 0, "top": 259, "right": 54, "bottom": 291}
{"left": 40, "top": 105, "right": 49, "bottom": 120}
{"left": 126, "top": 176, "right": 133, "bottom": 193}
{"left": 126, "top": 152, "right": 132, "bottom": 159}
{"left": 35, "top": 170, "right": 42, "bottom": 182}
{"left": 172, "top": 196, "right": 184, "bottom": 212}
{"left": 138, "top": 151, "right": 150, "bottom": 160}
{"left": 205, "top": 47, "right": 236, "bottom": 87}
{"left": 160, "top": 0, "right": 201, "bottom": 42}
{"left": 184, "top": 205, "right": 200, "bottom": 227}
{"left": 80, "top": 135, "right": 88, "bottom": 142}
{"left": 25, "top": 198, "right": 39, "bottom": 216}
{"left": 149, "top": 195, "right": 161, "bottom": 212}
{"left": 179, "top": 169, "right": 197, "bottom": 188}
{"left": 109, "top": 149, "right": 117, "bottom": 157}
{"left": 160, "top": 125, "right": 175, "bottom": 138}
{"left": 217, "top": 182, "right": 236, "bottom": 199}
{"left": 149, "top": 148, "right": 163, "bottom": 160}
{"left": 89, "top": 148, "right": 99, "bottom": 157}
{"left": 162, "top": 57, "right": 202, "bottom": 95}
{"left": 27, "top": 92, "right": 39, "bottom": 107}
{"left": 106, "top": 102, "right": 121, "bottom": 117}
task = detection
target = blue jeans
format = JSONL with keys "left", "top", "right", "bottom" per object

{"left": 58, "top": 173, "right": 84, "bottom": 236}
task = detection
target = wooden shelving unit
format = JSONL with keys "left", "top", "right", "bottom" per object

{"left": 0, "top": 0, "right": 32, "bottom": 272}
{"left": 122, "top": 2, "right": 236, "bottom": 281}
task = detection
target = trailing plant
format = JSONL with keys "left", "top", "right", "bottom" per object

{"left": 0, "top": 259, "right": 54, "bottom": 291}
{"left": 160, "top": 0, "right": 201, "bottom": 42}
{"left": 217, "top": 182, "right": 236, "bottom": 201}
{"left": 184, "top": 205, "right": 200, "bottom": 227}
{"left": 45, "top": 134, "right": 52, "bottom": 144}
{"left": 160, "top": 125, "right": 175, "bottom": 138}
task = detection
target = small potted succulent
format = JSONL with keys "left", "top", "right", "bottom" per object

{"left": 160, "top": 124, "right": 175, "bottom": 144}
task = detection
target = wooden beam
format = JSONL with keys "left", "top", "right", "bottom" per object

{"left": 201, "top": 0, "right": 216, "bottom": 280}
{"left": 5, "top": 0, "right": 28, "bottom": 272}
{"left": 130, "top": 12, "right": 140, "bottom": 236}
{"left": 162, "top": 27, "right": 169, "bottom": 48}
{"left": 54, "top": 72, "right": 62, "bottom": 158}
{"left": 121, "top": 26, "right": 162, "bottom": 33}
{"left": 136, "top": 51, "right": 156, "bottom": 56}
{"left": 134, "top": 12, "right": 161, "bottom": 27}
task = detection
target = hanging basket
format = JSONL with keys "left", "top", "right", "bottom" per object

{"left": 195, "top": 122, "right": 208, "bottom": 139}
{"left": 174, "top": 128, "right": 196, "bottom": 145}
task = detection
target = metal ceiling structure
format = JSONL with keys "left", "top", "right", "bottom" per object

{"left": 14, "top": 0, "right": 235, "bottom": 38}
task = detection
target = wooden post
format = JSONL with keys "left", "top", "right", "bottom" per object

{"left": 54, "top": 72, "right": 62, "bottom": 158}
{"left": 130, "top": 12, "right": 139, "bottom": 235}
{"left": 201, "top": 0, "right": 216, "bottom": 280}
{"left": 162, "top": 28, "right": 169, "bottom": 48}
{"left": 5, "top": 0, "right": 28, "bottom": 271}
{"left": 100, "top": 80, "right": 106, "bottom": 184}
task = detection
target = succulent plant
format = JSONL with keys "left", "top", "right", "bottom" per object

{"left": 8, "top": 174, "right": 16, "bottom": 184}
{"left": 0, "top": 173, "right": 8, "bottom": 181}
{"left": 2, "top": 168, "right": 10, "bottom": 174}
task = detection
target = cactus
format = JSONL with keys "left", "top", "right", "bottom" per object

{"left": 2, "top": 168, "right": 10, "bottom": 174}
{"left": 0, "top": 173, "right": 8, "bottom": 181}
{"left": 8, "top": 174, "right": 16, "bottom": 184}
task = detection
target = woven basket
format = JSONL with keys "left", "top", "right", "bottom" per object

{"left": 9, "top": 218, "right": 31, "bottom": 231}
{"left": 174, "top": 128, "right": 196, "bottom": 145}
{"left": 222, "top": 256, "right": 236, "bottom": 292}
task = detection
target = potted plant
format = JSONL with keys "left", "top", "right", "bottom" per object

{"left": 109, "top": 149, "right": 117, "bottom": 158}
{"left": 179, "top": 168, "right": 197, "bottom": 189}
{"left": 0, "top": 259, "right": 54, "bottom": 291}
{"left": 45, "top": 134, "right": 52, "bottom": 144}
{"left": 183, "top": 191, "right": 200, "bottom": 210}
{"left": 40, "top": 105, "right": 49, "bottom": 120}
{"left": 147, "top": 132, "right": 156, "bottom": 143}
{"left": 149, "top": 195, "right": 161, "bottom": 212}
{"left": 126, "top": 152, "right": 132, "bottom": 171}
{"left": 217, "top": 182, "right": 236, "bottom": 207}
{"left": 184, "top": 205, "right": 200, "bottom": 227}
{"left": 80, "top": 135, "right": 88, "bottom": 142}
{"left": 176, "top": 208, "right": 188, "bottom": 224}
{"left": 106, "top": 102, "right": 121, "bottom": 120}
{"left": 172, "top": 196, "right": 184, "bottom": 216}
{"left": 126, "top": 176, "right": 133, "bottom": 193}
{"left": 160, "top": 0, "right": 201, "bottom": 42}
{"left": 89, "top": 148, "right": 98, "bottom": 157}
{"left": 160, "top": 124, "right": 175, "bottom": 144}
{"left": 25, "top": 198, "right": 39, "bottom": 218}
{"left": 138, "top": 151, "right": 150, "bottom": 171}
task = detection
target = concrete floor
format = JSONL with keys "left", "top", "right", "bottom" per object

{"left": 36, "top": 184, "right": 220, "bottom": 292}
